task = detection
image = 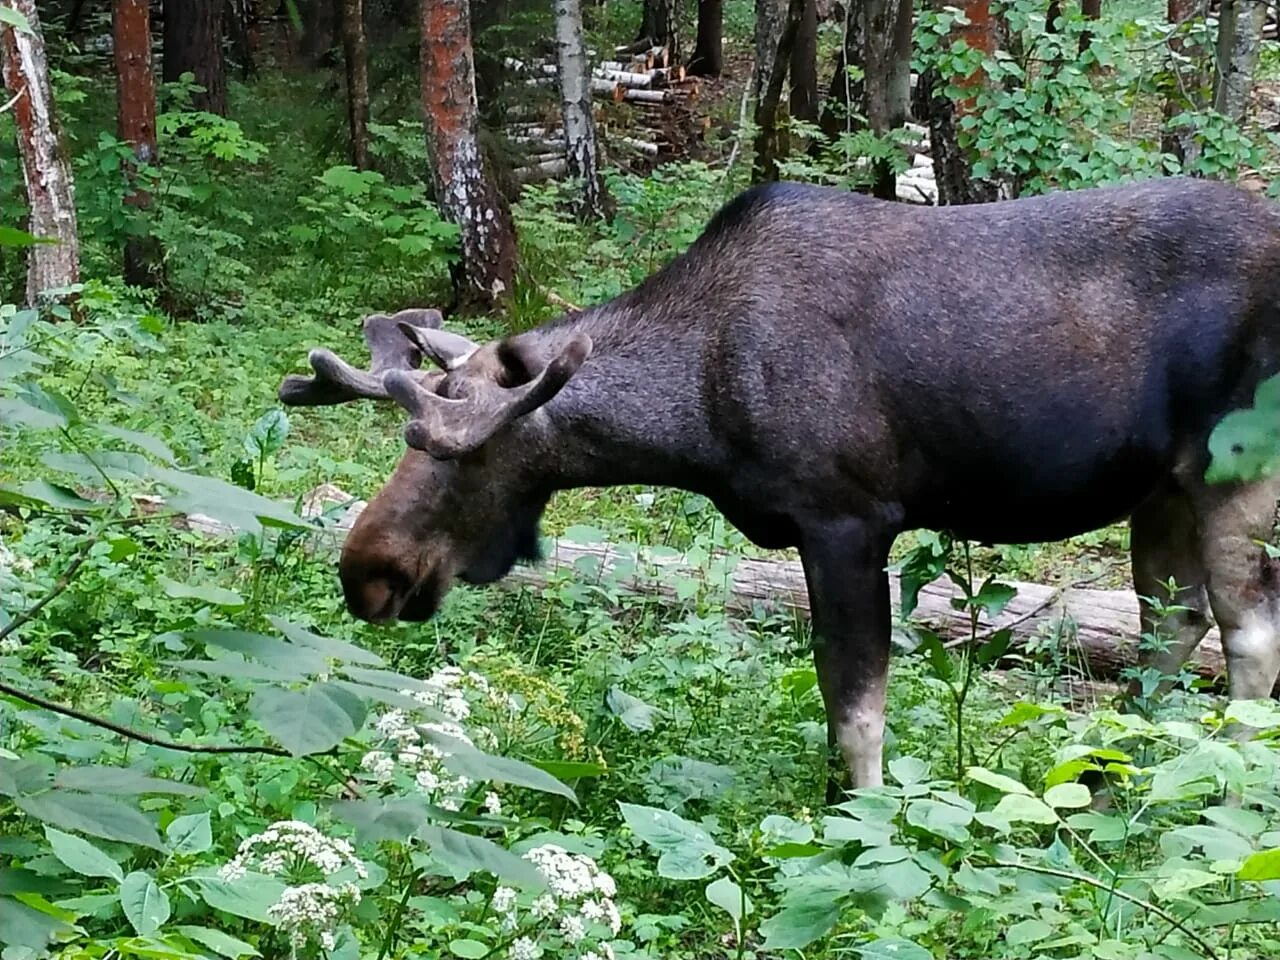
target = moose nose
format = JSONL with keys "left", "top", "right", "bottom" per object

{"left": 343, "top": 575, "right": 402, "bottom": 623}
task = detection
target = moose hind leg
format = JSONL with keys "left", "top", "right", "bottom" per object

{"left": 1192, "top": 479, "right": 1280, "bottom": 709}
{"left": 1127, "top": 492, "right": 1212, "bottom": 700}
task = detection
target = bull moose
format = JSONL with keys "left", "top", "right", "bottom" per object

{"left": 279, "top": 177, "right": 1280, "bottom": 790}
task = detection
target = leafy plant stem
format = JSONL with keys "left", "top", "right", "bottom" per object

{"left": 377, "top": 867, "right": 422, "bottom": 960}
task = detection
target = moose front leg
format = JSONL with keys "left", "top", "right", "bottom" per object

{"left": 800, "top": 518, "right": 894, "bottom": 795}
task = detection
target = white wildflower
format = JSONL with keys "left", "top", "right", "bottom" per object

{"left": 531, "top": 893, "right": 558, "bottom": 919}
{"left": 267, "top": 881, "right": 361, "bottom": 947}
{"left": 0, "top": 635, "right": 22, "bottom": 654}
{"left": 361, "top": 750, "right": 395, "bottom": 781}
{"left": 559, "top": 914, "right": 586, "bottom": 944}
{"left": 484, "top": 791, "right": 502, "bottom": 815}
{"left": 492, "top": 886, "right": 517, "bottom": 913}
{"left": 509, "top": 936, "right": 539, "bottom": 960}
{"left": 219, "top": 820, "right": 366, "bottom": 883}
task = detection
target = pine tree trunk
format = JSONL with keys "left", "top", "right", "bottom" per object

{"left": 162, "top": 0, "right": 227, "bottom": 114}
{"left": 1, "top": 0, "right": 80, "bottom": 305}
{"left": 1213, "top": 0, "right": 1268, "bottom": 123}
{"left": 114, "top": 0, "right": 162, "bottom": 288}
{"left": 1078, "top": 0, "right": 1101, "bottom": 54}
{"left": 753, "top": 0, "right": 786, "bottom": 99}
{"left": 819, "top": 0, "right": 864, "bottom": 141}
{"left": 421, "top": 0, "right": 518, "bottom": 311}
{"left": 637, "top": 0, "right": 677, "bottom": 55}
{"left": 752, "top": 0, "right": 805, "bottom": 181}
{"left": 789, "top": 0, "right": 818, "bottom": 122}
{"left": 554, "top": 0, "right": 608, "bottom": 219}
{"left": 861, "top": 0, "right": 913, "bottom": 198}
{"left": 340, "top": 0, "right": 371, "bottom": 169}
{"left": 1162, "top": 0, "right": 1209, "bottom": 165}
{"left": 687, "top": 0, "right": 723, "bottom": 76}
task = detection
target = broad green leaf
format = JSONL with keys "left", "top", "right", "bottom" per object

{"left": 1043, "top": 783, "right": 1092, "bottom": 809}
{"left": 167, "top": 657, "right": 312, "bottom": 683}
{"left": 121, "top": 871, "right": 170, "bottom": 935}
{"left": 177, "top": 925, "right": 261, "bottom": 958}
{"left": 448, "top": 939, "right": 491, "bottom": 959}
{"left": 966, "top": 766, "right": 1032, "bottom": 795}
{"left": 152, "top": 466, "right": 308, "bottom": 533}
{"left": 0, "top": 7, "right": 33, "bottom": 31}
{"left": 991, "top": 793, "right": 1058, "bottom": 824}
{"left": 905, "top": 798, "right": 973, "bottom": 843}
{"left": 618, "top": 802, "right": 733, "bottom": 879}
{"left": 191, "top": 628, "right": 326, "bottom": 674}
{"left": 17, "top": 791, "right": 163, "bottom": 850}
{"left": 0, "top": 225, "right": 47, "bottom": 245}
{"left": 44, "top": 828, "right": 123, "bottom": 882}
{"left": 1225, "top": 698, "right": 1280, "bottom": 730}
{"left": 856, "top": 937, "right": 934, "bottom": 960}
{"left": 1206, "top": 375, "right": 1280, "bottom": 483}
{"left": 268, "top": 616, "right": 385, "bottom": 666}
{"left": 159, "top": 576, "right": 245, "bottom": 608}
{"left": 187, "top": 870, "right": 285, "bottom": 923}
{"left": 0, "top": 895, "right": 73, "bottom": 951}
{"left": 1202, "top": 806, "right": 1266, "bottom": 838}
{"left": 249, "top": 683, "right": 363, "bottom": 756}
{"left": 243, "top": 410, "right": 290, "bottom": 460}
{"left": 606, "top": 685, "right": 660, "bottom": 731}
{"left": 167, "top": 813, "right": 213, "bottom": 855}
{"left": 0, "top": 479, "right": 97, "bottom": 513}
{"left": 1237, "top": 848, "right": 1280, "bottom": 881}
{"left": 706, "top": 876, "right": 751, "bottom": 924}
{"left": 96, "top": 424, "right": 176, "bottom": 464}
{"left": 54, "top": 766, "right": 206, "bottom": 797}
{"left": 888, "top": 757, "right": 930, "bottom": 786}
{"left": 1005, "top": 918, "right": 1053, "bottom": 945}
{"left": 422, "top": 730, "right": 576, "bottom": 802}
{"left": 759, "top": 893, "right": 842, "bottom": 949}
{"left": 0, "top": 397, "right": 65, "bottom": 429}
{"left": 418, "top": 824, "right": 546, "bottom": 891}
{"left": 528, "top": 759, "right": 607, "bottom": 780}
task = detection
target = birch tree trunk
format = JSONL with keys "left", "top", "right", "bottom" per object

{"left": 861, "top": 0, "right": 913, "bottom": 198}
{"left": 687, "top": 0, "right": 723, "bottom": 76}
{"left": 340, "top": 0, "right": 371, "bottom": 170}
{"left": 162, "top": 0, "right": 228, "bottom": 114}
{"left": 1213, "top": 0, "right": 1268, "bottom": 123}
{"left": 554, "top": 0, "right": 608, "bottom": 219}
{"left": 1, "top": 0, "right": 80, "bottom": 305}
{"left": 420, "top": 0, "right": 518, "bottom": 311}
{"left": 113, "top": 0, "right": 162, "bottom": 287}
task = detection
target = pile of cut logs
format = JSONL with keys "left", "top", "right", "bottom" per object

{"left": 503, "top": 44, "right": 706, "bottom": 184}
{"left": 895, "top": 123, "right": 939, "bottom": 205}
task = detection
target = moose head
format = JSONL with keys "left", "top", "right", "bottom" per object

{"left": 279, "top": 309, "right": 592, "bottom": 623}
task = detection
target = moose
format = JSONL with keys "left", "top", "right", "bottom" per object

{"left": 279, "top": 177, "right": 1280, "bottom": 790}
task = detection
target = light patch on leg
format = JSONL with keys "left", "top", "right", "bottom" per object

{"left": 1223, "top": 611, "right": 1280, "bottom": 703}
{"left": 836, "top": 685, "right": 886, "bottom": 789}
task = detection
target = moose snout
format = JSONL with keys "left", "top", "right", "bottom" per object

{"left": 341, "top": 570, "right": 405, "bottom": 623}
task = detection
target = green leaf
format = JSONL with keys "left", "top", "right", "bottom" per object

{"left": 888, "top": 757, "right": 930, "bottom": 786}
{"left": 618, "top": 802, "right": 733, "bottom": 880}
{"left": 0, "top": 7, "right": 33, "bottom": 31}
{"left": 0, "top": 895, "right": 73, "bottom": 951}
{"left": 96, "top": 424, "right": 176, "bottom": 464}
{"left": 856, "top": 937, "right": 934, "bottom": 960}
{"left": 905, "top": 798, "right": 973, "bottom": 843}
{"left": 759, "top": 893, "right": 842, "bottom": 949}
{"left": 121, "top": 871, "right": 170, "bottom": 935}
{"left": 1, "top": 480, "right": 96, "bottom": 512}
{"left": 192, "top": 628, "right": 326, "bottom": 674}
{"left": 249, "top": 683, "right": 363, "bottom": 756}
{"left": 1238, "top": 848, "right": 1280, "bottom": 881}
{"left": 177, "top": 925, "right": 261, "bottom": 958}
{"left": 706, "top": 876, "right": 751, "bottom": 925}
{"left": 243, "top": 410, "right": 290, "bottom": 460}
{"left": 528, "top": 759, "right": 607, "bottom": 780}
{"left": 1005, "top": 918, "right": 1053, "bottom": 945}
{"left": 1043, "top": 783, "right": 1092, "bottom": 809}
{"left": 1206, "top": 375, "right": 1280, "bottom": 484}
{"left": 167, "top": 813, "right": 212, "bottom": 855}
{"left": 1224, "top": 698, "right": 1280, "bottom": 730}
{"left": 448, "top": 939, "right": 491, "bottom": 959}
{"left": 187, "top": 870, "right": 286, "bottom": 923}
{"left": 991, "top": 793, "right": 1058, "bottom": 824}
{"left": 606, "top": 685, "right": 661, "bottom": 731}
{"left": 914, "top": 631, "right": 954, "bottom": 683}
{"left": 418, "top": 824, "right": 546, "bottom": 891}
{"left": 0, "top": 225, "right": 51, "bottom": 246}
{"left": 44, "top": 827, "right": 123, "bottom": 882}
{"left": 975, "top": 627, "right": 1014, "bottom": 665}
{"left": 421, "top": 730, "right": 577, "bottom": 802}
{"left": 966, "top": 766, "right": 1033, "bottom": 795}
{"left": 268, "top": 616, "right": 385, "bottom": 666}
{"left": 53, "top": 766, "right": 206, "bottom": 797}
{"left": 158, "top": 576, "right": 245, "bottom": 609}
{"left": 17, "top": 791, "right": 164, "bottom": 850}
{"left": 0, "top": 397, "right": 65, "bottom": 429}
{"left": 972, "top": 580, "right": 1017, "bottom": 619}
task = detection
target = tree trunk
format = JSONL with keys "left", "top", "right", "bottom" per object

{"left": 554, "top": 0, "right": 608, "bottom": 218}
{"left": 752, "top": 0, "right": 805, "bottom": 182}
{"left": 1213, "top": 0, "right": 1268, "bottom": 123}
{"left": 421, "top": 0, "right": 518, "bottom": 312}
{"left": 1, "top": 0, "right": 80, "bottom": 305}
{"left": 819, "top": 0, "right": 865, "bottom": 141}
{"left": 114, "top": 0, "right": 162, "bottom": 288}
{"left": 340, "top": 0, "right": 371, "bottom": 169}
{"left": 789, "top": 0, "right": 818, "bottom": 122}
{"left": 1078, "top": 0, "right": 1101, "bottom": 54}
{"left": 953, "top": 0, "right": 996, "bottom": 112}
{"left": 687, "top": 0, "right": 723, "bottom": 76}
{"left": 162, "top": 0, "right": 227, "bottom": 114}
{"left": 861, "top": 0, "right": 913, "bottom": 198}
{"left": 1162, "top": 0, "right": 1209, "bottom": 165}
{"left": 754, "top": 0, "right": 786, "bottom": 99}
{"left": 637, "top": 0, "right": 677, "bottom": 55}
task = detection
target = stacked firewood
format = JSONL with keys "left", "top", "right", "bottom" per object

{"left": 1205, "top": 0, "right": 1278, "bottom": 40}
{"left": 502, "top": 45, "right": 707, "bottom": 184}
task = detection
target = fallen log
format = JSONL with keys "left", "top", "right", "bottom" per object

{"left": 622, "top": 88, "right": 676, "bottom": 104}
{"left": 513, "top": 157, "right": 567, "bottom": 184}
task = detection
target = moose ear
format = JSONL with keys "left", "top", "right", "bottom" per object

{"left": 397, "top": 322, "right": 480, "bottom": 372}
{"left": 385, "top": 333, "right": 592, "bottom": 459}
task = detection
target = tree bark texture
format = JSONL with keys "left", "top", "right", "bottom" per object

{"left": 789, "top": 0, "right": 818, "bottom": 122}
{"left": 340, "top": 0, "right": 371, "bottom": 170}
{"left": 162, "top": 0, "right": 228, "bottom": 114}
{"left": 420, "top": 0, "right": 518, "bottom": 311}
{"left": 1213, "top": 0, "right": 1268, "bottom": 123}
{"left": 554, "top": 0, "right": 608, "bottom": 218}
{"left": 1, "top": 0, "right": 80, "bottom": 305}
{"left": 861, "top": 0, "right": 913, "bottom": 198}
{"left": 819, "top": 0, "right": 864, "bottom": 141}
{"left": 113, "top": 0, "right": 162, "bottom": 288}
{"left": 1078, "top": 0, "right": 1101, "bottom": 54}
{"left": 637, "top": 0, "right": 678, "bottom": 56}
{"left": 915, "top": 68, "right": 996, "bottom": 205}
{"left": 687, "top": 0, "right": 723, "bottom": 76}
{"left": 1162, "top": 0, "right": 1209, "bottom": 165}
{"left": 752, "top": 0, "right": 805, "bottom": 182}
{"left": 953, "top": 0, "right": 996, "bottom": 111}
{"left": 754, "top": 0, "right": 786, "bottom": 100}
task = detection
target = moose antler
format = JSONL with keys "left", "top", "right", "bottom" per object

{"left": 277, "top": 308, "right": 445, "bottom": 406}
{"left": 383, "top": 330, "right": 592, "bottom": 459}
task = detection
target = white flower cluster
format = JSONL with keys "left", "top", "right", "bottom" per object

{"left": 0, "top": 538, "right": 33, "bottom": 578}
{"left": 492, "top": 844, "right": 622, "bottom": 960}
{"left": 218, "top": 821, "right": 366, "bottom": 953}
{"left": 359, "top": 666, "right": 521, "bottom": 811}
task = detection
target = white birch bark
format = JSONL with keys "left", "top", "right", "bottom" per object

{"left": 1213, "top": 0, "right": 1269, "bottom": 122}
{"left": 554, "top": 0, "right": 607, "bottom": 217}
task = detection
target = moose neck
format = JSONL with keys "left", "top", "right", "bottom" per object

{"left": 520, "top": 301, "right": 724, "bottom": 494}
